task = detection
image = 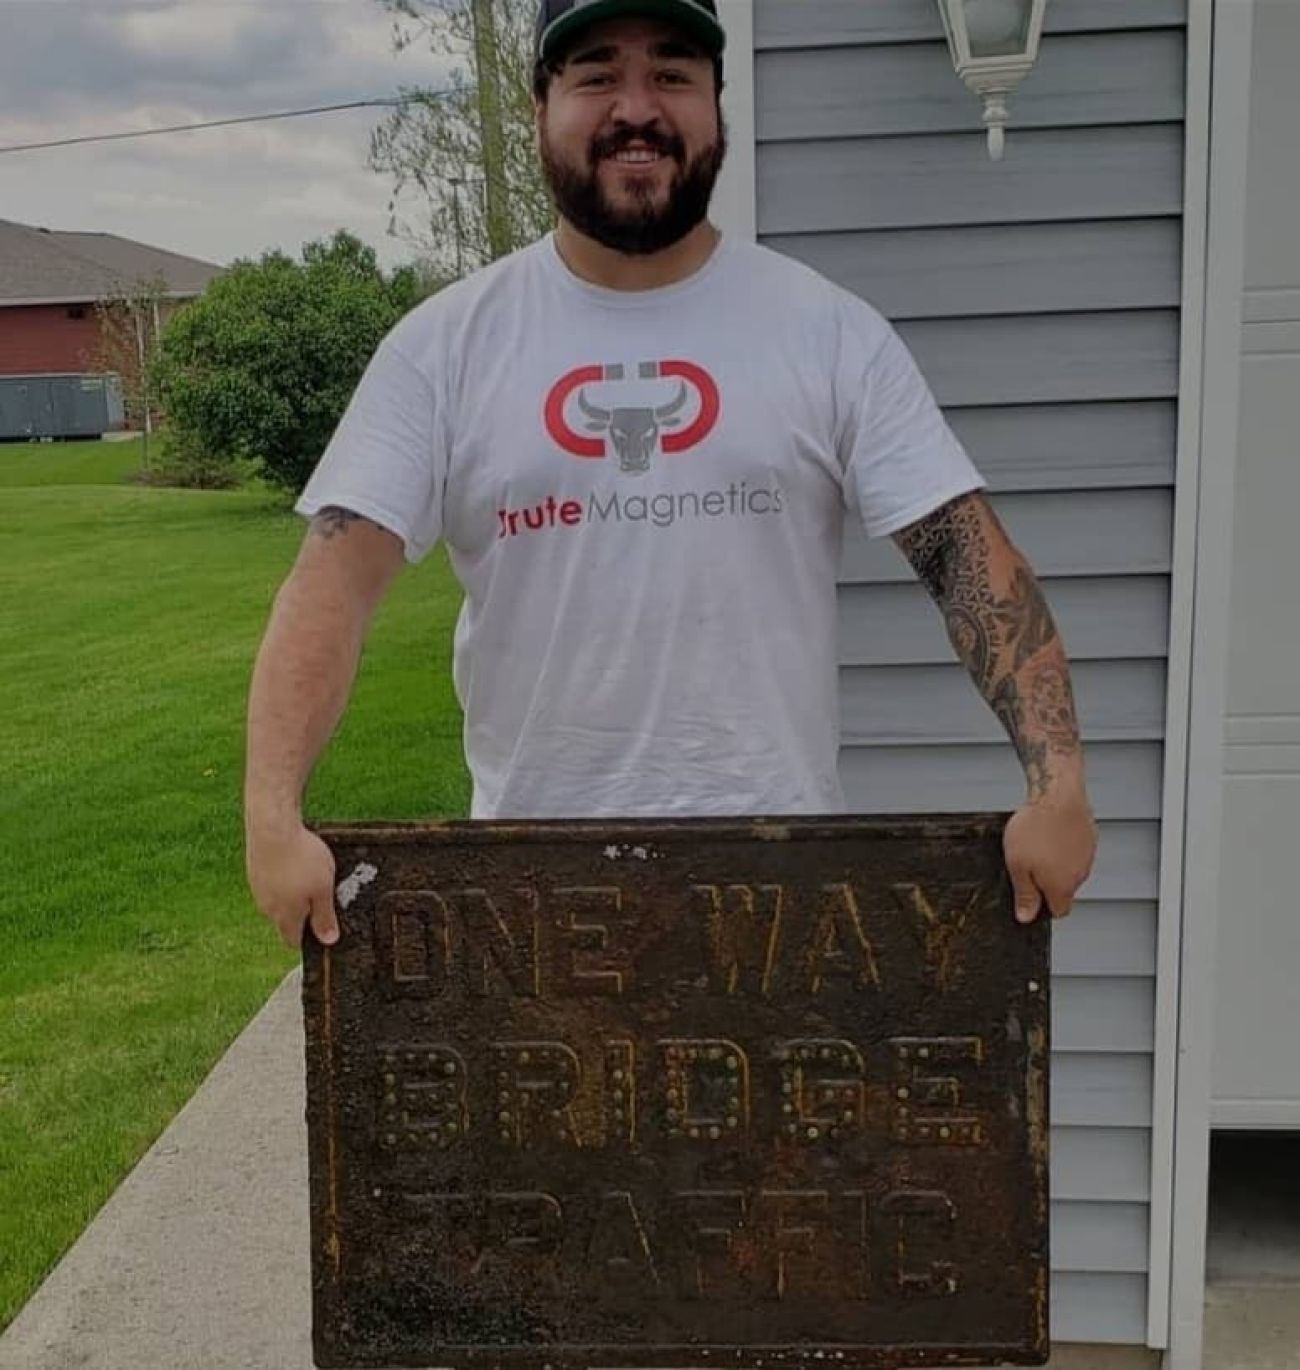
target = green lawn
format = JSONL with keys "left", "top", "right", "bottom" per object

{"left": 0, "top": 438, "right": 470, "bottom": 1327}
{"left": 0, "top": 434, "right": 150, "bottom": 488}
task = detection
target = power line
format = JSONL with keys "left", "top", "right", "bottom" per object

{"left": 0, "top": 92, "right": 453, "bottom": 156}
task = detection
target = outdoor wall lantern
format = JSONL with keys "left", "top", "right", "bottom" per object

{"left": 936, "top": 0, "right": 1047, "bottom": 160}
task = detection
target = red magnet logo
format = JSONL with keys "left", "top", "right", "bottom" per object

{"left": 544, "top": 360, "right": 721, "bottom": 475}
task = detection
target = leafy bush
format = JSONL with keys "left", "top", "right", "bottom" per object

{"left": 153, "top": 231, "right": 430, "bottom": 495}
{"left": 144, "top": 431, "right": 245, "bottom": 490}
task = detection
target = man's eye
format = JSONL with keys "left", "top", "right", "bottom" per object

{"left": 658, "top": 69, "right": 691, "bottom": 84}
{"left": 579, "top": 72, "right": 614, "bottom": 87}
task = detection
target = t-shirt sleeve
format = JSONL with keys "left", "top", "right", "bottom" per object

{"left": 837, "top": 307, "right": 985, "bottom": 539}
{"left": 294, "top": 334, "right": 446, "bottom": 564}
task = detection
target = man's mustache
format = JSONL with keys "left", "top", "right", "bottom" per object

{"left": 589, "top": 125, "right": 686, "bottom": 164}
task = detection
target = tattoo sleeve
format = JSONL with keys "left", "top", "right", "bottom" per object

{"left": 894, "top": 493, "right": 1083, "bottom": 800}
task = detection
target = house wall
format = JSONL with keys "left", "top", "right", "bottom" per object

{"left": 753, "top": 0, "right": 1188, "bottom": 1347}
{"left": 0, "top": 303, "right": 102, "bottom": 376}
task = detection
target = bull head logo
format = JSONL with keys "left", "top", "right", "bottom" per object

{"left": 544, "top": 360, "right": 721, "bottom": 470}
{"left": 576, "top": 383, "right": 689, "bottom": 475}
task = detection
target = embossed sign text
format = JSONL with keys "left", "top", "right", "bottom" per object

{"left": 303, "top": 817, "right": 1050, "bottom": 1369}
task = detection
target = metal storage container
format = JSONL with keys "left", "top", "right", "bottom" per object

{"left": 0, "top": 373, "right": 126, "bottom": 440}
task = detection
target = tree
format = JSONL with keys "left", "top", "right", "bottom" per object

{"left": 369, "top": 0, "right": 553, "bottom": 277}
{"left": 87, "top": 273, "right": 170, "bottom": 469}
{"left": 152, "top": 230, "right": 429, "bottom": 493}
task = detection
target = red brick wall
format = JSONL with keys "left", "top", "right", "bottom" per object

{"left": 0, "top": 303, "right": 105, "bottom": 376}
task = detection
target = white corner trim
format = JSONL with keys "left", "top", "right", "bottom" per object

{"left": 1161, "top": 2, "right": 1256, "bottom": 1367}
{"left": 713, "top": 0, "right": 756, "bottom": 242}
{"left": 1145, "top": 0, "right": 1215, "bottom": 1346}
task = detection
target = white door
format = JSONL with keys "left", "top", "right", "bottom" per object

{"left": 1211, "top": 0, "right": 1300, "bottom": 1128}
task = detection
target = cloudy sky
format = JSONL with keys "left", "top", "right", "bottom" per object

{"left": 0, "top": 0, "right": 459, "bottom": 271}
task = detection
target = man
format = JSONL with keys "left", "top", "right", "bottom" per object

{"left": 244, "top": 0, "right": 1097, "bottom": 950}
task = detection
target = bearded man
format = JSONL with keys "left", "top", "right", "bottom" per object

{"left": 244, "top": 0, "right": 1096, "bottom": 948}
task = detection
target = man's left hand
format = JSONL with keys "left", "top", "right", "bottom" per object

{"left": 1003, "top": 786, "right": 1097, "bottom": 923}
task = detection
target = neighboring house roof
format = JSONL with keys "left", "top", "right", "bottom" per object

{"left": 0, "top": 217, "right": 222, "bottom": 307}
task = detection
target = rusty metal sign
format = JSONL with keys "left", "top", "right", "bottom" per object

{"left": 303, "top": 816, "right": 1049, "bottom": 1369}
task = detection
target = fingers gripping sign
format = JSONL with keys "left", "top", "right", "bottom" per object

{"left": 1006, "top": 851, "right": 1043, "bottom": 926}
{"left": 247, "top": 822, "right": 341, "bottom": 949}
{"left": 1002, "top": 794, "right": 1097, "bottom": 925}
{"left": 312, "top": 885, "right": 341, "bottom": 949}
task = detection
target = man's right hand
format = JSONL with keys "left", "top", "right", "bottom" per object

{"left": 246, "top": 820, "right": 340, "bottom": 949}
{"left": 243, "top": 508, "right": 405, "bottom": 951}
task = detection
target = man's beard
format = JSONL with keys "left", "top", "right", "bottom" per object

{"left": 539, "top": 114, "right": 728, "bottom": 256}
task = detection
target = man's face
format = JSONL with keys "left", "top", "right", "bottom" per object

{"left": 535, "top": 17, "right": 727, "bottom": 255}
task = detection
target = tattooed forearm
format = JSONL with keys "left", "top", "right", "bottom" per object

{"left": 311, "top": 506, "right": 368, "bottom": 539}
{"left": 895, "top": 494, "right": 1082, "bottom": 800}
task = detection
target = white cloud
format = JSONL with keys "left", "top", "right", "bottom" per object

{"left": 0, "top": 0, "right": 456, "bottom": 269}
{"left": 110, "top": 4, "right": 286, "bottom": 65}
{"left": 92, "top": 189, "right": 206, "bottom": 213}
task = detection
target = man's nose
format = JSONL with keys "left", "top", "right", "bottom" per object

{"left": 609, "top": 74, "right": 667, "bottom": 127}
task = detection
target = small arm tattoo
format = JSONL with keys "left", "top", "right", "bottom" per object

{"left": 896, "top": 493, "right": 1081, "bottom": 800}
{"left": 311, "top": 506, "right": 370, "bottom": 539}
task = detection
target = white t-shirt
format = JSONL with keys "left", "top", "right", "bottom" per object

{"left": 296, "top": 232, "right": 984, "bottom": 819}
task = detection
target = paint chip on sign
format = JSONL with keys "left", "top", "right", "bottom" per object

{"left": 337, "top": 862, "right": 379, "bottom": 909}
{"left": 602, "top": 843, "right": 655, "bottom": 861}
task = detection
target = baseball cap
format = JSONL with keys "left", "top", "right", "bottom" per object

{"left": 535, "top": 0, "right": 726, "bottom": 66}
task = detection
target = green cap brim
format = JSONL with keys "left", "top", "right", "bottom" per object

{"left": 539, "top": 0, "right": 726, "bottom": 65}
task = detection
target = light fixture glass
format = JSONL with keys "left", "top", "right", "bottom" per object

{"left": 964, "top": 0, "right": 1033, "bottom": 57}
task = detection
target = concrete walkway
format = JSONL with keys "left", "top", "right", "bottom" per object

{"left": 0, "top": 972, "right": 1290, "bottom": 1370}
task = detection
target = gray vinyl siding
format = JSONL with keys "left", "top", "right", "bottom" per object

{"left": 754, "top": 0, "right": 1186, "bottom": 1347}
